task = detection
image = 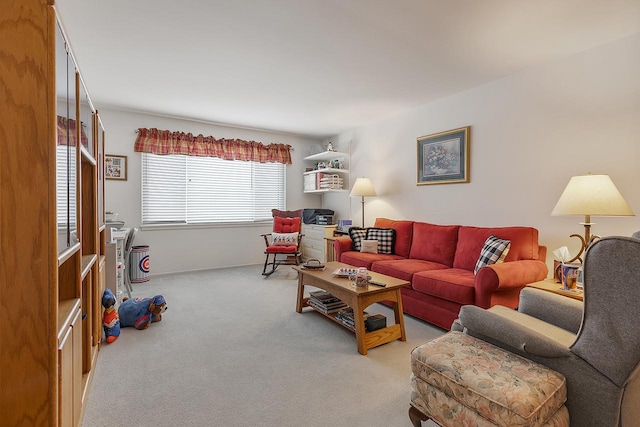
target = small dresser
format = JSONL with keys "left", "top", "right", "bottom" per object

{"left": 301, "top": 224, "right": 337, "bottom": 262}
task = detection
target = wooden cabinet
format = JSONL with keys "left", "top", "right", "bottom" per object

{"left": 1, "top": 2, "right": 107, "bottom": 424}
{"left": 301, "top": 224, "right": 337, "bottom": 262}
{"left": 58, "top": 300, "right": 82, "bottom": 427}
{"left": 303, "top": 150, "right": 349, "bottom": 193}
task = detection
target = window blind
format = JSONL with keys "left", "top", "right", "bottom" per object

{"left": 56, "top": 144, "right": 77, "bottom": 228}
{"left": 142, "top": 153, "right": 285, "bottom": 225}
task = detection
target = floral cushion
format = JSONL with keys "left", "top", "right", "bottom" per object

{"left": 410, "top": 375, "right": 570, "bottom": 427}
{"left": 410, "top": 332, "right": 568, "bottom": 426}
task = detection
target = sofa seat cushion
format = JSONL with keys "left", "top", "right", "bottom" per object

{"left": 411, "top": 332, "right": 568, "bottom": 426}
{"left": 412, "top": 268, "right": 475, "bottom": 305}
{"left": 371, "top": 259, "right": 449, "bottom": 282}
{"left": 409, "top": 222, "right": 459, "bottom": 267}
{"left": 340, "top": 251, "right": 404, "bottom": 269}
{"left": 265, "top": 245, "right": 298, "bottom": 253}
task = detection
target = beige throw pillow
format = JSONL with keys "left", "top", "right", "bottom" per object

{"left": 360, "top": 239, "right": 379, "bottom": 254}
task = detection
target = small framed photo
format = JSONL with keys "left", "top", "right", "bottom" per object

{"left": 417, "top": 126, "right": 470, "bottom": 185}
{"left": 105, "top": 154, "right": 127, "bottom": 181}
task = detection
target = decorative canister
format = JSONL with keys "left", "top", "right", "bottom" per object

{"left": 355, "top": 267, "right": 370, "bottom": 287}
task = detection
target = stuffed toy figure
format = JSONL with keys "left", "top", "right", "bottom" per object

{"left": 118, "top": 295, "right": 167, "bottom": 330}
{"left": 101, "top": 288, "right": 120, "bottom": 343}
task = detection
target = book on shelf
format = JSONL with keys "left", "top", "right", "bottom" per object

{"left": 308, "top": 290, "right": 347, "bottom": 313}
{"left": 309, "top": 290, "right": 339, "bottom": 302}
{"left": 309, "top": 300, "right": 347, "bottom": 314}
{"left": 335, "top": 307, "right": 370, "bottom": 329}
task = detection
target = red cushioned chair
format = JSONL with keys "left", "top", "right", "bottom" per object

{"left": 261, "top": 212, "right": 303, "bottom": 276}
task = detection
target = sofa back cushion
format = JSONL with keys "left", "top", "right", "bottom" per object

{"left": 374, "top": 218, "right": 414, "bottom": 258}
{"left": 454, "top": 226, "right": 540, "bottom": 271}
{"left": 409, "top": 222, "right": 460, "bottom": 267}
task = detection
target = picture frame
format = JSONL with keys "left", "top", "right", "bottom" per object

{"left": 105, "top": 154, "right": 127, "bottom": 181}
{"left": 417, "top": 126, "right": 470, "bottom": 185}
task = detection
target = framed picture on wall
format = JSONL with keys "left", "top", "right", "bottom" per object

{"left": 105, "top": 154, "right": 127, "bottom": 181}
{"left": 417, "top": 126, "right": 470, "bottom": 185}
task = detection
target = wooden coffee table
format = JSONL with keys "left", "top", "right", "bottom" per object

{"left": 293, "top": 261, "right": 410, "bottom": 355}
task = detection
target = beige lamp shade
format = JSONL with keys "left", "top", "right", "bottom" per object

{"left": 552, "top": 174, "right": 634, "bottom": 263}
{"left": 350, "top": 177, "right": 377, "bottom": 197}
{"left": 350, "top": 177, "right": 377, "bottom": 227}
{"left": 551, "top": 174, "right": 634, "bottom": 217}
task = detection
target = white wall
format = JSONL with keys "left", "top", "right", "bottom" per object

{"left": 99, "top": 109, "right": 323, "bottom": 274}
{"left": 101, "top": 33, "right": 639, "bottom": 275}
{"left": 327, "top": 34, "right": 640, "bottom": 270}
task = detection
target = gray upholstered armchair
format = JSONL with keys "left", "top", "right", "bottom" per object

{"left": 453, "top": 236, "right": 640, "bottom": 426}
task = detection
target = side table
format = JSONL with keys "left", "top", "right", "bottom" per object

{"left": 527, "top": 278, "right": 583, "bottom": 301}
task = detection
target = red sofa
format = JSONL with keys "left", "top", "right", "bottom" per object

{"left": 333, "top": 218, "right": 548, "bottom": 330}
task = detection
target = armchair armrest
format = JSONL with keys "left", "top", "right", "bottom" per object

{"left": 333, "top": 236, "right": 352, "bottom": 262}
{"left": 474, "top": 259, "right": 548, "bottom": 307}
{"left": 458, "top": 305, "right": 574, "bottom": 358}
{"left": 518, "top": 288, "right": 583, "bottom": 334}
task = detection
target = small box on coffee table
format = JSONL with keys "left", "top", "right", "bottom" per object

{"left": 365, "top": 314, "right": 386, "bottom": 332}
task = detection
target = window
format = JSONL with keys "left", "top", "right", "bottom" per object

{"left": 142, "top": 153, "right": 285, "bottom": 225}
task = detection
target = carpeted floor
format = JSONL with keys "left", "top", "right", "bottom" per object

{"left": 82, "top": 265, "right": 444, "bottom": 426}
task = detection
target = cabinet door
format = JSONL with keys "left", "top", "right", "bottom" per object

{"left": 71, "top": 308, "right": 83, "bottom": 426}
{"left": 58, "top": 326, "right": 73, "bottom": 427}
{"left": 59, "top": 307, "right": 82, "bottom": 427}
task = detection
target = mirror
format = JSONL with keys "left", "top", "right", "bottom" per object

{"left": 55, "top": 21, "right": 78, "bottom": 253}
{"left": 97, "top": 115, "right": 105, "bottom": 226}
{"left": 78, "top": 75, "right": 94, "bottom": 158}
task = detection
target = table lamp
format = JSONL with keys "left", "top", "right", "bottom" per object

{"left": 350, "top": 177, "right": 377, "bottom": 227}
{"left": 552, "top": 174, "right": 634, "bottom": 262}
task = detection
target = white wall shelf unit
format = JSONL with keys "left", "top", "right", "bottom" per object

{"left": 303, "top": 150, "right": 349, "bottom": 194}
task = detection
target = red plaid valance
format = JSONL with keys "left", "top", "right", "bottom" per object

{"left": 57, "top": 115, "right": 77, "bottom": 146}
{"left": 133, "top": 128, "right": 292, "bottom": 164}
{"left": 57, "top": 115, "right": 89, "bottom": 148}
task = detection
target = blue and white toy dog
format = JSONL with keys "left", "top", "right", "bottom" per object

{"left": 118, "top": 295, "right": 167, "bottom": 330}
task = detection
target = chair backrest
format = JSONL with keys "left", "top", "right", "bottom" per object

{"left": 572, "top": 236, "right": 640, "bottom": 386}
{"left": 124, "top": 227, "right": 139, "bottom": 253}
{"left": 271, "top": 209, "right": 303, "bottom": 219}
{"left": 273, "top": 216, "right": 301, "bottom": 233}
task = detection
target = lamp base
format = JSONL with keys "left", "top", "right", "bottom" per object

{"left": 567, "top": 233, "right": 586, "bottom": 263}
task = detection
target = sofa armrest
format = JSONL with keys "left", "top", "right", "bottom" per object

{"left": 458, "top": 305, "right": 573, "bottom": 358}
{"left": 333, "top": 236, "right": 353, "bottom": 262}
{"left": 538, "top": 245, "right": 547, "bottom": 261}
{"left": 474, "top": 259, "right": 548, "bottom": 308}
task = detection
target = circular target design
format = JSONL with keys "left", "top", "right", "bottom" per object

{"left": 139, "top": 255, "right": 150, "bottom": 273}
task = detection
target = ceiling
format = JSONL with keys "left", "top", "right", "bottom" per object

{"left": 55, "top": 0, "right": 640, "bottom": 138}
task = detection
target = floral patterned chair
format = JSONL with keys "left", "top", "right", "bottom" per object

{"left": 409, "top": 331, "right": 569, "bottom": 426}
{"left": 453, "top": 235, "right": 640, "bottom": 426}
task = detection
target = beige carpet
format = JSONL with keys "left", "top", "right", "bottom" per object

{"left": 82, "top": 265, "right": 444, "bottom": 426}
